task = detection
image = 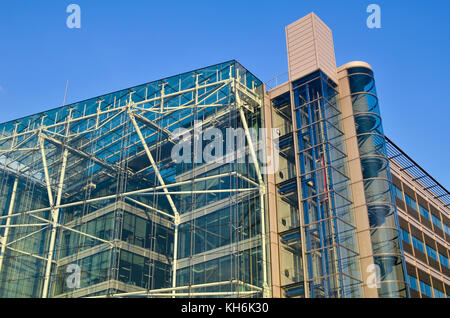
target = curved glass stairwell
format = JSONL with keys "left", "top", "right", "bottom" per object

{"left": 346, "top": 66, "right": 408, "bottom": 297}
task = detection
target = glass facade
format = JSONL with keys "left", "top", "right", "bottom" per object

{"left": 412, "top": 235, "right": 425, "bottom": 253}
{"left": 291, "top": 71, "right": 361, "bottom": 298}
{"left": 419, "top": 205, "right": 430, "bottom": 220}
{"left": 400, "top": 229, "right": 410, "bottom": 245}
{"left": 272, "top": 91, "right": 304, "bottom": 298}
{"left": 0, "top": 60, "right": 270, "bottom": 298}
{"left": 407, "top": 274, "right": 418, "bottom": 291}
{"left": 432, "top": 214, "right": 442, "bottom": 230}
{"left": 426, "top": 245, "right": 438, "bottom": 262}
{"left": 419, "top": 280, "right": 432, "bottom": 297}
{"left": 439, "top": 253, "right": 449, "bottom": 268}
{"left": 345, "top": 66, "right": 408, "bottom": 297}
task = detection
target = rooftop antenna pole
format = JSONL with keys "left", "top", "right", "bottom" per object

{"left": 63, "top": 80, "right": 69, "bottom": 107}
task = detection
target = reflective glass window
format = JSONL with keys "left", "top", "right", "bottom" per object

{"left": 393, "top": 185, "right": 403, "bottom": 200}
{"left": 404, "top": 193, "right": 416, "bottom": 210}
{"left": 407, "top": 274, "right": 418, "bottom": 291}
{"left": 400, "top": 228, "right": 411, "bottom": 245}
{"left": 434, "top": 288, "right": 445, "bottom": 298}
{"left": 419, "top": 281, "right": 432, "bottom": 297}
{"left": 443, "top": 223, "right": 450, "bottom": 235}
{"left": 432, "top": 214, "right": 442, "bottom": 230}
{"left": 439, "top": 253, "right": 449, "bottom": 268}
{"left": 419, "top": 205, "right": 430, "bottom": 220}
{"left": 426, "top": 245, "right": 437, "bottom": 261}
{"left": 412, "top": 235, "right": 424, "bottom": 253}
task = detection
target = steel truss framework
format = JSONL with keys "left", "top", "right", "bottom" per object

{"left": 0, "top": 61, "right": 271, "bottom": 298}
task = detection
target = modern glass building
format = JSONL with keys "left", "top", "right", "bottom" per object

{"left": 0, "top": 13, "right": 448, "bottom": 298}
{"left": 0, "top": 60, "right": 270, "bottom": 298}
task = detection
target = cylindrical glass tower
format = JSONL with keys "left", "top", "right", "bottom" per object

{"left": 342, "top": 64, "right": 408, "bottom": 297}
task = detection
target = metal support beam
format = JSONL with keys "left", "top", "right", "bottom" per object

{"left": 0, "top": 182, "right": 257, "bottom": 224}
{"left": 101, "top": 291, "right": 258, "bottom": 298}
{"left": 42, "top": 147, "right": 68, "bottom": 298}
{"left": 128, "top": 111, "right": 179, "bottom": 219}
{"left": 237, "top": 101, "right": 269, "bottom": 297}
{"left": 41, "top": 132, "right": 133, "bottom": 177}
{"left": 42, "top": 110, "right": 73, "bottom": 298}
{"left": 29, "top": 213, "right": 113, "bottom": 246}
{"left": 131, "top": 112, "right": 174, "bottom": 143}
{"left": 0, "top": 223, "right": 48, "bottom": 228}
{"left": 172, "top": 224, "right": 179, "bottom": 297}
{"left": 39, "top": 134, "right": 55, "bottom": 206}
{"left": 4, "top": 245, "right": 56, "bottom": 263}
{"left": 0, "top": 177, "right": 18, "bottom": 273}
{"left": 0, "top": 64, "right": 270, "bottom": 298}
{"left": 89, "top": 280, "right": 262, "bottom": 298}
{"left": 123, "top": 197, "right": 175, "bottom": 220}
{"left": 288, "top": 83, "right": 310, "bottom": 298}
{"left": 128, "top": 109, "right": 181, "bottom": 294}
{"left": 4, "top": 226, "right": 49, "bottom": 248}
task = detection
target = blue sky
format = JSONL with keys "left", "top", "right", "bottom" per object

{"left": 0, "top": 0, "right": 449, "bottom": 188}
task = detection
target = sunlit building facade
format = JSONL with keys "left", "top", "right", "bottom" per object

{"left": 0, "top": 13, "right": 448, "bottom": 298}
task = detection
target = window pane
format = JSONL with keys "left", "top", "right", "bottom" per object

{"left": 412, "top": 235, "right": 424, "bottom": 253}
{"left": 443, "top": 223, "right": 449, "bottom": 235}
{"left": 408, "top": 274, "right": 418, "bottom": 291}
{"left": 394, "top": 185, "right": 403, "bottom": 200}
{"left": 404, "top": 194, "right": 416, "bottom": 210}
{"left": 426, "top": 245, "right": 437, "bottom": 261}
{"left": 432, "top": 215, "right": 442, "bottom": 230}
{"left": 419, "top": 205, "right": 430, "bottom": 220}
{"left": 419, "top": 281, "right": 432, "bottom": 297}
{"left": 400, "top": 229, "right": 410, "bottom": 245}
{"left": 439, "top": 253, "right": 449, "bottom": 268}
{"left": 434, "top": 288, "right": 445, "bottom": 298}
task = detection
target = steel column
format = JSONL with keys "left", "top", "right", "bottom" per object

{"left": 0, "top": 177, "right": 18, "bottom": 273}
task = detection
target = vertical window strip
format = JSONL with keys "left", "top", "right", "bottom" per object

{"left": 419, "top": 280, "right": 432, "bottom": 297}
{"left": 434, "top": 288, "right": 445, "bottom": 298}
{"left": 412, "top": 235, "right": 424, "bottom": 253}
{"left": 443, "top": 223, "right": 450, "bottom": 236}
{"left": 404, "top": 193, "right": 416, "bottom": 210}
{"left": 394, "top": 185, "right": 403, "bottom": 200}
{"left": 439, "top": 253, "right": 449, "bottom": 268}
{"left": 419, "top": 205, "right": 430, "bottom": 220}
{"left": 400, "top": 228, "right": 411, "bottom": 245}
{"left": 426, "top": 244, "right": 437, "bottom": 261}
{"left": 431, "top": 214, "right": 442, "bottom": 230}
{"left": 407, "top": 274, "right": 418, "bottom": 291}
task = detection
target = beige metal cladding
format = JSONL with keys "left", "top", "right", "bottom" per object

{"left": 285, "top": 12, "right": 338, "bottom": 84}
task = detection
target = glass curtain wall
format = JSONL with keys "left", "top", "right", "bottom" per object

{"left": 0, "top": 60, "right": 268, "bottom": 298}
{"left": 292, "top": 71, "right": 362, "bottom": 298}
{"left": 271, "top": 92, "right": 303, "bottom": 297}
{"left": 345, "top": 66, "right": 408, "bottom": 297}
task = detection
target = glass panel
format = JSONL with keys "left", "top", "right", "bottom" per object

{"left": 412, "top": 235, "right": 425, "bottom": 253}
{"left": 419, "top": 281, "right": 432, "bottom": 297}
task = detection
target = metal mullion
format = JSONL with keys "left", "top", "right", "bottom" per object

{"left": 0, "top": 177, "right": 18, "bottom": 272}
{"left": 0, "top": 106, "right": 126, "bottom": 144}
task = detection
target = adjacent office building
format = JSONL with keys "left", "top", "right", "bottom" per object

{"left": 0, "top": 13, "right": 448, "bottom": 298}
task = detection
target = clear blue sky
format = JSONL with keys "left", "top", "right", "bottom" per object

{"left": 0, "top": 0, "right": 449, "bottom": 188}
